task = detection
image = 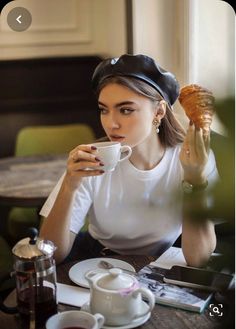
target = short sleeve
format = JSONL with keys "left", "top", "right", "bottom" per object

{"left": 39, "top": 172, "right": 66, "bottom": 217}
{"left": 69, "top": 179, "right": 93, "bottom": 233}
{"left": 39, "top": 173, "right": 93, "bottom": 234}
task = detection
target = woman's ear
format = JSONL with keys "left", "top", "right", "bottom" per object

{"left": 154, "top": 100, "right": 167, "bottom": 119}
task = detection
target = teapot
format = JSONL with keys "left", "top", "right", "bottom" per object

{"left": 85, "top": 268, "right": 155, "bottom": 326}
{"left": 0, "top": 228, "right": 58, "bottom": 329}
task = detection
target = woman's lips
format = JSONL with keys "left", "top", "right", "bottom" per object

{"left": 110, "top": 135, "right": 125, "bottom": 141}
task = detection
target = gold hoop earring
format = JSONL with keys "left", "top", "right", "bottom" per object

{"left": 152, "top": 117, "right": 161, "bottom": 133}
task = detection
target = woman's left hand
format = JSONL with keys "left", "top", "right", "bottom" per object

{"left": 179, "top": 122, "right": 210, "bottom": 184}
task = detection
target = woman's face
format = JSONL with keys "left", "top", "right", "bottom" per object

{"left": 98, "top": 83, "right": 158, "bottom": 147}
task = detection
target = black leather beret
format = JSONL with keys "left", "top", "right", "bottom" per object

{"left": 92, "top": 54, "right": 180, "bottom": 106}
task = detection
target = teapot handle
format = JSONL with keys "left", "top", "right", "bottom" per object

{"left": 132, "top": 288, "right": 155, "bottom": 318}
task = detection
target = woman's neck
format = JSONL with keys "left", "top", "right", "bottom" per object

{"left": 129, "top": 135, "right": 165, "bottom": 170}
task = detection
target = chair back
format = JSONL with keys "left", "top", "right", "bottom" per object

{"left": 15, "top": 124, "right": 95, "bottom": 156}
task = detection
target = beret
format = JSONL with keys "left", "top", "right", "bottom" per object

{"left": 92, "top": 54, "right": 180, "bottom": 106}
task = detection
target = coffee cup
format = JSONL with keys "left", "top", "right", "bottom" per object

{"left": 46, "top": 310, "right": 105, "bottom": 329}
{"left": 91, "top": 141, "right": 132, "bottom": 172}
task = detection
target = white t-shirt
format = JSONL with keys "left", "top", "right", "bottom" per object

{"left": 40, "top": 145, "right": 218, "bottom": 255}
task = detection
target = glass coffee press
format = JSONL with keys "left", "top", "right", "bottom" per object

{"left": 0, "top": 227, "right": 58, "bottom": 329}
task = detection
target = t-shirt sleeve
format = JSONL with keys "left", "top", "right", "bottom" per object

{"left": 39, "top": 173, "right": 93, "bottom": 234}
{"left": 39, "top": 172, "right": 66, "bottom": 218}
{"left": 69, "top": 179, "right": 93, "bottom": 234}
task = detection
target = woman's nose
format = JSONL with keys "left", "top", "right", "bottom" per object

{"left": 107, "top": 115, "right": 120, "bottom": 129}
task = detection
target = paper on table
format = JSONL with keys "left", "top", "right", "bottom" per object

{"left": 151, "top": 247, "right": 187, "bottom": 269}
{"left": 57, "top": 283, "right": 90, "bottom": 307}
{"left": 150, "top": 247, "right": 221, "bottom": 270}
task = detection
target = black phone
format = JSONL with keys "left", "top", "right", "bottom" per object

{"left": 163, "top": 265, "right": 234, "bottom": 291}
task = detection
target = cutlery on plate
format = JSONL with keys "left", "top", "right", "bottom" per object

{"left": 98, "top": 260, "right": 164, "bottom": 281}
{"left": 98, "top": 260, "right": 138, "bottom": 276}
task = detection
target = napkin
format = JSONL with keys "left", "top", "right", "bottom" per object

{"left": 151, "top": 247, "right": 187, "bottom": 269}
{"left": 57, "top": 283, "right": 90, "bottom": 307}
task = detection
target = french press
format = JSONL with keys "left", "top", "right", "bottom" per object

{"left": 0, "top": 228, "right": 58, "bottom": 329}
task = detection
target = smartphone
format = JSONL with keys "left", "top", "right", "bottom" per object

{"left": 163, "top": 265, "right": 234, "bottom": 291}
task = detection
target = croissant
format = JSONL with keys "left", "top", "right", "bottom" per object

{"left": 179, "top": 84, "right": 214, "bottom": 136}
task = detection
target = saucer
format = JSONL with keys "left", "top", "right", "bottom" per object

{"left": 81, "top": 301, "right": 151, "bottom": 329}
{"left": 69, "top": 258, "right": 136, "bottom": 288}
{"left": 102, "top": 312, "right": 151, "bottom": 329}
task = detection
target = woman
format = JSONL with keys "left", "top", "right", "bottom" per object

{"left": 40, "top": 54, "right": 218, "bottom": 266}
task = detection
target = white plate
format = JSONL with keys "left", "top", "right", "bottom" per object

{"left": 68, "top": 258, "right": 136, "bottom": 288}
{"left": 81, "top": 300, "right": 151, "bottom": 329}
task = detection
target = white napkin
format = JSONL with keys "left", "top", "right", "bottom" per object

{"left": 57, "top": 283, "right": 90, "bottom": 307}
{"left": 151, "top": 247, "right": 187, "bottom": 269}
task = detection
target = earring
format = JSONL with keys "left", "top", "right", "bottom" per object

{"left": 153, "top": 117, "right": 161, "bottom": 133}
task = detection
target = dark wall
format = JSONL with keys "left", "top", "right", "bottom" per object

{"left": 0, "top": 56, "right": 104, "bottom": 158}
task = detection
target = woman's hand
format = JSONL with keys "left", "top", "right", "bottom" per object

{"left": 179, "top": 122, "right": 210, "bottom": 184}
{"left": 64, "top": 144, "right": 104, "bottom": 189}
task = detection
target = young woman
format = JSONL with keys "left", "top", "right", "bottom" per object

{"left": 39, "top": 54, "right": 218, "bottom": 267}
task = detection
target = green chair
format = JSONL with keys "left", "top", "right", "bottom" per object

{"left": 7, "top": 124, "right": 95, "bottom": 242}
{"left": 15, "top": 123, "right": 95, "bottom": 156}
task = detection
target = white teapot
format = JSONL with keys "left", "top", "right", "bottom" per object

{"left": 85, "top": 268, "right": 155, "bottom": 326}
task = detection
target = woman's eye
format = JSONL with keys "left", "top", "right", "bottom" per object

{"left": 120, "top": 108, "right": 134, "bottom": 115}
{"left": 99, "top": 107, "right": 108, "bottom": 114}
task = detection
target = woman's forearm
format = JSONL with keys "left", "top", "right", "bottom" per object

{"left": 181, "top": 188, "right": 216, "bottom": 267}
{"left": 182, "top": 217, "right": 216, "bottom": 267}
{"left": 39, "top": 176, "right": 79, "bottom": 263}
{"left": 40, "top": 142, "right": 102, "bottom": 263}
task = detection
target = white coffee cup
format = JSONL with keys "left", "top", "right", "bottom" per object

{"left": 46, "top": 310, "right": 105, "bottom": 329}
{"left": 91, "top": 141, "right": 132, "bottom": 172}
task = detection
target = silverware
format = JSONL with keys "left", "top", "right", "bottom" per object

{"left": 98, "top": 260, "right": 164, "bottom": 282}
{"left": 98, "top": 260, "right": 139, "bottom": 277}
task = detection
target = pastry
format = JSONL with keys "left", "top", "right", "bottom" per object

{"left": 179, "top": 84, "right": 214, "bottom": 136}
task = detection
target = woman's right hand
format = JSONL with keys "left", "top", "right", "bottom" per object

{"left": 64, "top": 144, "right": 104, "bottom": 189}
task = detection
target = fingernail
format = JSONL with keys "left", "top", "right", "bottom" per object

{"left": 91, "top": 146, "right": 97, "bottom": 150}
{"left": 99, "top": 170, "right": 105, "bottom": 174}
{"left": 95, "top": 157, "right": 101, "bottom": 162}
{"left": 189, "top": 120, "right": 193, "bottom": 126}
{"left": 99, "top": 162, "right": 104, "bottom": 166}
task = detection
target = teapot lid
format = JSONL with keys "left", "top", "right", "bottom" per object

{"left": 12, "top": 227, "right": 56, "bottom": 259}
{"left": 97, "top": 268, "right": 136, "bottom": 290}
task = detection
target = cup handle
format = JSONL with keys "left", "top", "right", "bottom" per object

{"left": 94, "top": 313, "right": 105, "bottom": 328}
{"left": 132, "top": 288, "right": 155, "bottom": 318}
{"left": 119, "top": 145, "right": 132, "bottom": 162}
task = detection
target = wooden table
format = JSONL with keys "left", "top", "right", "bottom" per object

{"left": 0, "top": 255, "right": 225, "bottom": 329}
{"left": 0, "top": 154, "right": 67, "bottom": 233}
